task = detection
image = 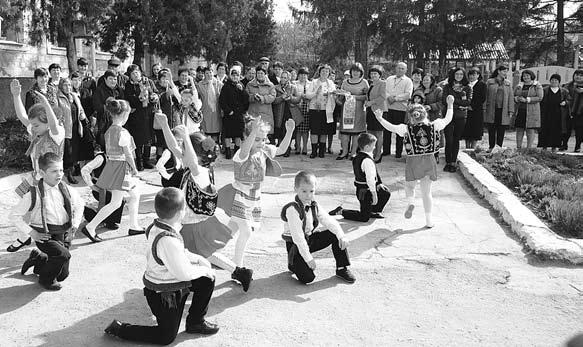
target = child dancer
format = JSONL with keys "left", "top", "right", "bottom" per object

{"left": 373, "top": 95, "right": 454, "bottom": 228}
{"left": 281, "top": 171, "right": 355, "bottom": 284}
{"left": 81, "top": 98, "right": 143, "bottom": 241}
{"left": 225, "top": 116, "right": 295, "bottom": 287}
{"left": 329, "top": 133, "right": 391, "bottom": 222}
{"left": 104, "top": 187, "right": 219, "bottom": 345}
{"left": 15, "top": 153, "right": 84, "bottom": 291}
{"left": 80, "top": 150, "right": 126, "bottom": 230}
{"left": 155, "top": 113, "right": 250, "bottom": 290}
{"left": 155, "top": 127, "right": 185, "bottom": 188}
{"left": 8, "top": 79, "right": 65, "bottom": 252}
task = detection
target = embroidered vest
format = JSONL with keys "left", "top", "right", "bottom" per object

{"left": 352, "top": 152, "right": 381, "bottom": 187}
{"left": 29, "top": 179, "right": 72, "bottom": 234}
{"left": 404, "top": 123, "right": 438, "bottom": 156}
{"left": 143, "top": 219, "right": 192, "bottom": 292}
{"left": 233, "top": 150, "right": 267, "bottom": 185}
{"left": 180, "top": 169, "right": 218, "bottom": 216}
{"left": 281, "top": 196, "right": 319, "bottom": 241}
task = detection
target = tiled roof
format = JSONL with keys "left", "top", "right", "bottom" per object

{"left": 409, "top": 41, "right": 509, "bottom": 61}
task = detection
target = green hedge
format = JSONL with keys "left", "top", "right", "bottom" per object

{"left": 474, "top": 148, "right": 583, "bottom": 238}
{"left": 0, "top": 119, "right": 32, "bottom": 171}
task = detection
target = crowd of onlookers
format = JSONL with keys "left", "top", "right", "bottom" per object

{"left": 21, "top": 56, "right": 583, "bottom": 184}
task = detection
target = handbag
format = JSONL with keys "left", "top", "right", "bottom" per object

{"left": 289, "top": 104, "right": 304, "bottom": 125}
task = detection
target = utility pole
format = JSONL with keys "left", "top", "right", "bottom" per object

{"left": 557, "top": 0, "right": 565, "bottom": 66}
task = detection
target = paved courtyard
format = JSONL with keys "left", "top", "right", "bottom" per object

{"left": 1, "top": 144, "right": 583, "bottom": 346}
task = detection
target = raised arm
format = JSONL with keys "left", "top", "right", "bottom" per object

{"left": 373, "top": 109, "right": 403, "bottom": 133}
{"left": 10, "top": 80, "right": 29, "bottom": 127}
{"left": 154, "top": 112, "right": 183, "bottom": 161}
{"left": 275, "top": 119, "right": 296, "bottom": 156}
{"left": 33, "top": 91, "right": 59, "bottom": 135}
{"left": 174, "top": 125, "right": 201, "bottom": 176}
{"left": 433, "top": 95, "right": 454, "bottom": 131}
{"left": 238, "top": 117, "right": 260, "bottom": 160}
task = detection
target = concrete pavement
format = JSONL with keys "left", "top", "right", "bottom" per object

{"left": 1, "top": 150, "right": 582, "bottom": 346}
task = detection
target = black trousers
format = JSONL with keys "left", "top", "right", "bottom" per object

{"left": 444, "top": 117, "right": 466, "bottom": 164}
{"left": 383, "top": 109, "right": 406, "bottom": 155}
{"left": 87, "top": 190, "right": 124, "bottom": 225}
{"left": 116, "top": 277, "right": 215, "bottom": 345}
{"left": 342, "top": 184, "right": 391, "bottom": 222}
{"left": 34, "top": 233, "right": 71, "bottom": 285}
{"left": 286, "top": 231, "right": 350, "bottom": 284}
{"left": 575, "top": 126, "right": 583, "bottom": 150}
{"left": 487, "top": 108, "right": 506, "bottom": 149}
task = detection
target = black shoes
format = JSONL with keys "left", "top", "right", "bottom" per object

{"left": 40, "top": 280, "right": 62, "bottom": 291}
{"left": 335, "top": 267, "right": 356, "bottom": 283}
{"left": 142, "top": 161, "right": 154, "bottom": 169}
{"left": 7, "top": 237, "right": 32, "bottom": 252}
{"left": 104, "top": 319, "right": 125, "bottom": 337}
{"left": 309, "top": 144, "right": 318, "bottom": 159}
{"left": 231, "top": 266, "right": 253, "bottom": 292}
{"left": 395, "top": 153, "right": 402, "bottom": 159}
{"left": 370, "top": 212, "right": 384, "bottom": 219}
{"left": 105, "top": 222, "right": 120, "bottom": 230}
{"left": 185, "top": 320, "right": 220, "bottom": 335}
{"left": 128, "top": 228, "right": 146, "bottom": 236}
{"left": 21, "top": 249, "right": 41, "bottom": 275}
{"left": 329, "top": 206, "right": 343, "bottom": 216}
{"left": 80, "top": 226, "right": 103, "bottom": 243}
{"left": 283, "top": 148, "right": 291, "bottom": 157}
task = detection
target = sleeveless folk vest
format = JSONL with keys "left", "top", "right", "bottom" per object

{"left": 404, "top": 123, "right": 438, "bottom": 156}
{"left": 352, "top": 152, "right": 381, "bottom": 188}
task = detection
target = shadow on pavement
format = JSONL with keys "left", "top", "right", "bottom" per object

{"left": 0, "top": 280, "right": 42, "bottom": 315}
{"left": 36, "top": 288, "right": 149, "bottom": 347}
{"left": 207, "top": 271, "right": 339, "bottom": 317}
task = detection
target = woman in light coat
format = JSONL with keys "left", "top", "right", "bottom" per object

{"left": 513, "top": 69, "right": 544, "bottom": 148}
{"left": 484, "top": 65, "right": 514, "bottom": 149}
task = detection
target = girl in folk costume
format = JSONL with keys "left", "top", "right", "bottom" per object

{"left": 305, "top": 64, "right": 338, "bottom": 158}
{"left": 198, "top": 67, "right": 223, "bottom": 144}
{"left": 219, "top": 116, "right": 295, "bottom": 290}
{"left": 155, "top": 127, "right": 186, "bottom": 188}
{"left": 57, "top": 77, "right": 94, "bottom": 184}
{"left": 81, "top": 99, "right": 143, "bottom": 242}
{"left": 7, "top": 80, "right": 65, "bottom": 253}
{"left": 374, "top": 95, "right": 454, "bottom": 228}
{"left": 294, "top": 67, "right": 312, "bottom": 155}
{"left": 155, "top": 113, "right": 251, "bottom": 290}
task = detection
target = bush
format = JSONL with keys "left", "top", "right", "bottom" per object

{"left": 0, "top": 119, "right": 31, "bottom": 171}
{"left": 471, "top": 148, "right": 583, "bottom": 238}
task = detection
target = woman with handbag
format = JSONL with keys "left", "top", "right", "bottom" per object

{"left": 338, "top": 63, "right": 369, "bottom": 160}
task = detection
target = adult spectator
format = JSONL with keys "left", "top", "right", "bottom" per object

{"left": 246, "top": 66, "right": 276, "bottom": 140}
{"left": 258, "top": 56, "right": 279, "bottom": 85}
{"left": 384, "top": 62, "right": 413, "bottom": 158}
{"left": 273, "top": 70, "right": 299, "bottom": 156}
{"left": 97, "top": 57, "right": 128, "bottom": 90}
{"left": 124, "top": 64, "right": 159, "bottom": 170}
{"left": 25, "top": 67, "right": 58, "bottom": 112}
{"left": 151, "top": 63, "right": 162, "bottom": 80}
{"left": 419, "top": 73, "right": 443, "bottom": 162}
{"left": 462, "top": 67, "right": 486, "bottom": 149}
{"left": 241, "top": 67, "right": 256, "bottom": 88}
{"left": 195, "top": 66, "right": 205, "bottom": 83}
{"left": 513, "top": 69, "right": 543, "bottom": 149}
{"left": 155, "top": 69, "right": 181, "bottom": 156}
{"left": 271, "top": 61, "right": 284, "bottom": 85}
{"left": 539, "top": 74, "right": 569, "bottom": 152}
{"left": 198, "top": 67, "right": 223, "bottom": 144}
{"left": 215, "top": 62, "right": 228, "bottom": 84}
{"left": 93, "top": 70, "right": 124, "bottom": 149}
{"left": 77, "top": 57, "right": 97, "bottom": 122}
{"left": 57, "top": 77, "right": 93, "bottom": 183}
{"left": 364, "top": 65, "right": 387, "bottom": 162}
{"left": 48, "top": 63, "right": 62, "bottom": 88}
{"left": 338, "top": 63, "right": 368, "bottom": 160}
{"left": 442, "top": 67, "right": 472, "bottom": 172}
{"left": 219, "top": 65, "right": 250, "bottom": 159}
{"left": 305, "top": 64, "right": 337, "bottom": 158}
{"left": 565, "top": 69, "right": 583, "bottom": 152}
{"left": 175, "top": 67, "right": 196, "bottom": 92}
{"left": 294, "top": 67, "right": 312, "bottom": 155}
{"left": 484, "top": 65, "right": 514, "bottom": 150}
{"left": 411, "top": 67, "right": 424, "bottom": 95}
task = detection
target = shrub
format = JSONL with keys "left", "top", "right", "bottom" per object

{"left": 548, "top": 199, "right": 583, "bottom": 238}
{"left": 0, "top": 119, "right": 31, "bottom": 170}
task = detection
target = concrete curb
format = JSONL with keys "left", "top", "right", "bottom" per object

{"left": 457, "top": 151, "right": 583, "bottom": 264}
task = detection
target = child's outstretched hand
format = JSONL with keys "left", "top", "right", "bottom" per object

{"left": 10, "top": 79, "right": 21, "bottom": 96}
{"left": 338, "top": 237, "right": 349, "bottom": 250}
{"left": 284, "top": 118, "right": 295, "bottom": 132}
{"left": 154, "top": 112, "right": 168, "bottom": 126}
{"left": 173, "top": 125, "right": 189, "bottom": 139}
{"left": 251, "top": 115, "right": 262, "bottom": 132}
{"left": 446, "top": 95, "right": 454, "bottom": 106}
{"left": 307, "top": 259, "right": 317, "bottom": 270}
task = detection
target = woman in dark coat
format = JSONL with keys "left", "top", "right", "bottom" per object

{"left": 219, "top": 65, "right": 250, "bottom": 159}
{"left": 462, "top": 67, "right": 486, "bottom": 149}
{"left": 154, "top": 69, "right": 181, "bottom": 158}
{"left": 124, "top": 64, "right": 159, "bottom": 170}
{"left": 539, "top": 74, "right": 570, "bottom": 151}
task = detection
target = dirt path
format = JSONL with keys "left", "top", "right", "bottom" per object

{"left": 1, "top": 153, "right": 582, "bottom": 347}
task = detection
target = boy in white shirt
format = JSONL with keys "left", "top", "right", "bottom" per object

{"left": 281, "top": 171, "right": 355, "bottom": 284}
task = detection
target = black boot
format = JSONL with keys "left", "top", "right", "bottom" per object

{"left": 225, "top": 147, "right": 232, "bottom": 160}
{"left": 234, "top": 145, "right": 240, "bottom": 155}
{"left": 309, "top": 144, "right": 318, "bottom": 158}
{"left": 142, "top": 146, "right": 154, "bottom": 169}
{"left": 66, "top": 168, "right": 78, "bottom": 184}
{"left": 283, "top": 147, "right": 291, "bottom": 157}
{"left": 318, "top": 142, "right": 325, "bottom": 158}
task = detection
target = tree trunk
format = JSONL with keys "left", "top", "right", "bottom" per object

{"left": 353, "top": 15, "right": 368, "bottom": 65}
{"left": 65, "top": 18, "right": 77, "bottom": 74}
{"left": 557, "top": 0, "right": 565, "bottom": 66}
{"left": 133, "top": 30, "right": 145, "bottom": 66}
